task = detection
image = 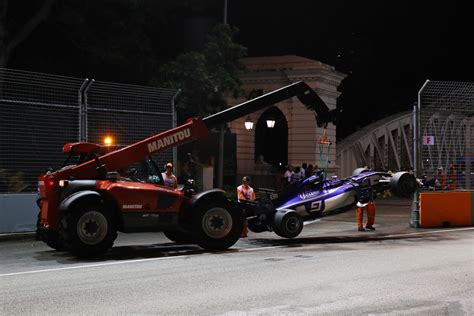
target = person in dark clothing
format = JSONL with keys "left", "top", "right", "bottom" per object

{"left": 305, "top": 164, "right": 314, "bottom": 178}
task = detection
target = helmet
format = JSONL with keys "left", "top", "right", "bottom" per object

{"left": 165, "top": 162, "right": 173, "bottom": 168}
{"left": 314, "top": 170, "right": 324, "bottom": 182}
{"left": 242, "top": 176, "right": 250, "bottom": 183}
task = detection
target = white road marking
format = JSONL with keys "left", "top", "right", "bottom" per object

{"left": 303, "top": 219, "right": 321, "bottom": 226}
{"left": 383, "top": 227, "right": 474, "bottom": 238}
{"left": 0, "top": 255, "right": 190, "bottom": 277}
{"left": 1, "top": 227, "right": 472, "bottom": 278}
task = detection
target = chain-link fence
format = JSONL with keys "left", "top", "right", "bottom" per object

{"left": 0, "top": 68, "right": 177, "bottom": 193}
{"left": 416, "top": 80, "right": 474, "bottom": 190}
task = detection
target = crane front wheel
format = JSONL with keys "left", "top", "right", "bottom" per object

{"left": 59, "top": 205, "right": 117, "bottom": 258}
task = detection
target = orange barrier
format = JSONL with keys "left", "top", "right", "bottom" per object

{"left": 419, "top": 191, "right": 474, "bottom": 228}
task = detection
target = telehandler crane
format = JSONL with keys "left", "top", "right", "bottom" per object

{"left": 37, "top": 81, "right": 337, "bottom": 257}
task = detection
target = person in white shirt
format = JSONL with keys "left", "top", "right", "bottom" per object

{"left": 283, "top": 165, "right": 294, "bottom": 184}
{"left": 291, "top": 166, "right": 303, "bottom": 184}
{"left": 161, "top": 162, "right": 178, "bottom": 189}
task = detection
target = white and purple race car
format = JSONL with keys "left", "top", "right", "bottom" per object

{"left": 241, "top": 168, "right": 418, "bottom": 238}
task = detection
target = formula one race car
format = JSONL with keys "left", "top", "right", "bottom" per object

{"left": 240, "top": 168, "right": 418, "bottom": 238}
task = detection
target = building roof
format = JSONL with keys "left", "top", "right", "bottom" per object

{"left": 241, "top": 55, "right": 326, "bottom": 71}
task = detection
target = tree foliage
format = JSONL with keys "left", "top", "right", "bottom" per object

{"left": 1, "top": 1, "right": 247, "bottom": 122}
{"left": 2, "top": 0, "right": 226, "bottom": 81}
{"left": 52, "top": 0, "right": 162, "bottom": 82}
{"left": 156, "top": 24, "right": 247, "bottom": 123}
{"left": 0, "top": 0, "right": 55, "bottom": 68}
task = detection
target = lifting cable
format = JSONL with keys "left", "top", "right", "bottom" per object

{"left": 318, "top": 128, "right": 332, "bottom": 180}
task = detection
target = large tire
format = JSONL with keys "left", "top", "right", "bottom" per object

{"left": 37, "top": 212, "right": 65, "bottom": 250}
{"left": 273, "top": 209, "right": 303, "bottom": 239}
{"left": 44, "top": 231, "right": 66, "bottom": 251}
{"left": 164, "top": 230, "right": 194, "bottom": 244}
{"left": 59, "top": 205, "right": 117, "bottom": 258}
{"left": 36, "top": 212, "right": 41, "bottom": 241}
{"left": 193, "top": 201, "right": 243, "bottom": 251}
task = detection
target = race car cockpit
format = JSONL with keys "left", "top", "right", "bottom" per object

{"left": 301, "top": 170, "right": 325, "bottom": 187}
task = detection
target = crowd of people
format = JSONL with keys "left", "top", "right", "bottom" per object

{"left": 282, "top": 163, "right": 318, "bottom": 186}
{"left": 421, "top": 164, "right": 459, "bottom": 191}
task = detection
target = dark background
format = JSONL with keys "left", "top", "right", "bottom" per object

{"left": 5, "top": 0, "right": 473, "bottom": 139}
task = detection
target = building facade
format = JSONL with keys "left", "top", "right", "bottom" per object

{"left": 227, "top": 55, "right": 346, "bottom": 188}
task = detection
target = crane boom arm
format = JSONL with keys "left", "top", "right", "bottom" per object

{"left": 203, "top": 81, "right": 335, "bottom": 129}
{"left": 53, "top": 81, "right": 336, "bottom": 180}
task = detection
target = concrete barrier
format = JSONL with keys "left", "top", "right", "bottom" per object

{"left": 0, "top": 193, "right": 37, "bottom": 233}
{"left": 419, "top": 191, "right": 474, "bottom": 228}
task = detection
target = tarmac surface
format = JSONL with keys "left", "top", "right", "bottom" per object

{"left": 1, "top": 196, "right": 473, "bottom": 315}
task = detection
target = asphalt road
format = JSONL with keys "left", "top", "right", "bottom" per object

{"left": 1, "top": 198, "right": 473, "bottom": 315}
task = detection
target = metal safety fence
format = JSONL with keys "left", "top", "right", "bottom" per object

{"left": 411, "top": 80, "right": 474, "bottom": 227}
{"left": 415, "top": 80, "right": 474, "bottom": 190}
{"left": 0, "top": 68, "right": 178, "bottom": 193}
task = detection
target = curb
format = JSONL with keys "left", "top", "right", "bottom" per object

{"left": 0, "top": 232, "right": 36, "bottom": 242}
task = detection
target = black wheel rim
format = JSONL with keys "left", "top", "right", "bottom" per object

{"left": 285, "top": 216, "right": 301, "bottom": 234}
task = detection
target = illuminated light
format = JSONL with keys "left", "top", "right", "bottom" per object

{"left": 104, "top": 136, "right": 113, "bottom": 146}
{"left": 266, "top": 117, "right": 276, "bottom": 128}
{"left": 58, "top": 180, "right": 68, "bottom": 187}
{"left": 244, "top": 116, "right": 254, "bottom": 130}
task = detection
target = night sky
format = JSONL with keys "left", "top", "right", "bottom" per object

{"left": 6, "top": 0, "right": 473, "bottom": 139}
{"left": 226, "top": 1, "right": 473, "bottom": 138}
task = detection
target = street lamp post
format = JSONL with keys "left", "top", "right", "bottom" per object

{"left": 218, "top": 0, "right": 229, "bottom": 188}
{"left": 223, "top": 0, "right": 228, "bottom": 24}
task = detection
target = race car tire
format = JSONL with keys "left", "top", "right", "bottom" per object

{"left": 193, "top": 200, "right": 243, "bottom": 251}
{"left": 390, "top": 171, "right": 418, "bottom": 198}
{"left": 164, "top": 230, "right": 194, "bottom": 244}
{"left": 273, "top": 209, "right": 303, "bottom": 239}
{"left": 59, "top": 205, "right": 117, "bottom": 258}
